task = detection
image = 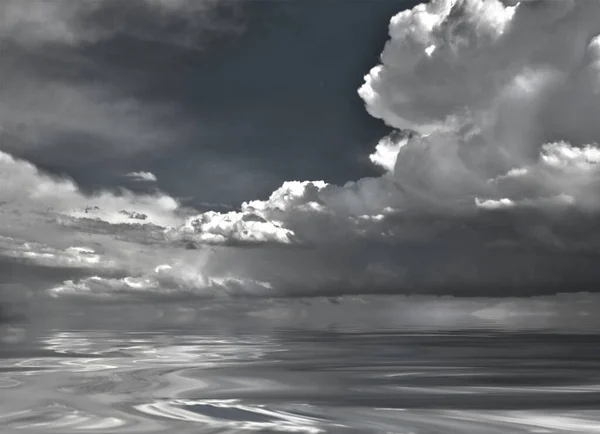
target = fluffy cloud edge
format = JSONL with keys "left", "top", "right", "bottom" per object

{"left": 125, "top": 171, "right": 158, "bottom": 183}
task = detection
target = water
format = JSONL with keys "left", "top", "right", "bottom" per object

{"left": 1, "top": 297, "right": 600, "bottom": 433}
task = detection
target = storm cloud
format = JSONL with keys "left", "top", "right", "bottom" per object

{"left": 1, "top": 0, "right": 600, "bottom": 309}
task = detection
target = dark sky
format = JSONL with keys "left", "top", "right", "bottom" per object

{"left": 2, "top": 0, "right": 418, "bottom": 207}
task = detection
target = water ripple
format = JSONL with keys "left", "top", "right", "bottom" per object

{"left": 1, "top": 328, "right": 599, "bottom": 433}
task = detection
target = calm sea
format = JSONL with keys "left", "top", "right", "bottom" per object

{"left": 1, "top": 296, "right": 600, "bottom": 433}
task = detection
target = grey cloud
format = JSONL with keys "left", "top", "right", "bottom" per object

{"left": 0, "top": 150, "right": 196, "bottom": 298}
{"left": 0, "top": 0, "right": 245, "bottom": 48}
{"left": 25, "top": 292, "right": 600, "bottom": 334}
{"left": 0, "top": 236, "right": 115, "bottom": 270}
{"left": 47, "top": 271, "right": 274, "bottom": 302}
{"left": 0, "top": 0, "right": 245, "bottom": 174}
{"left": 244, "top": 292, "right": 600, "bottom": 333}
{"left": 0, "top": 151, "right": 183, "bottom": 230}
{"left": 3, "top": 0, "right": 600, "bottom": 306}
{"left": 0, "top": 79, "right": 185, "bottom": 160}
{"left": 0, "top": 0, "right": 80, "bottom": 46}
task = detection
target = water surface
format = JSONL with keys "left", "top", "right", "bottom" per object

{"left": 1, "top": 297, "right": 600, "bottom": 433}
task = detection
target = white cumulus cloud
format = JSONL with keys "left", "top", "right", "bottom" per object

{"left": 125, "top": 171, "right": 158, "bottom": 183}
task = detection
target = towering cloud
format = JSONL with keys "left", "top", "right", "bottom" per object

{"left": 168, "top": 0, "right": 600, "bottom": 296}
{"left": 359, "top": 0, "right": 600, "bottom": 213}
{"left": 2, "top": 0, "right": 600, "bottom": 304}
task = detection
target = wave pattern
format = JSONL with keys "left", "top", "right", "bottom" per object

{"left": 1, "top": 325, "right": 600, "bottom": 433}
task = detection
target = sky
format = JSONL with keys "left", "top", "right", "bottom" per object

{"left": 1, "top": 0, "right": 411, "bottom": 206}
{"left": 2, "top": 0, "right": 600, "bottom": 326}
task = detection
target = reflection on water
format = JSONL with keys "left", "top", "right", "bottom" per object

{"left": 2, "top": 322, "right": 600, "bottom": 433}
{"left": 3, "top": 295, "right": 600, "bottom": 433}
